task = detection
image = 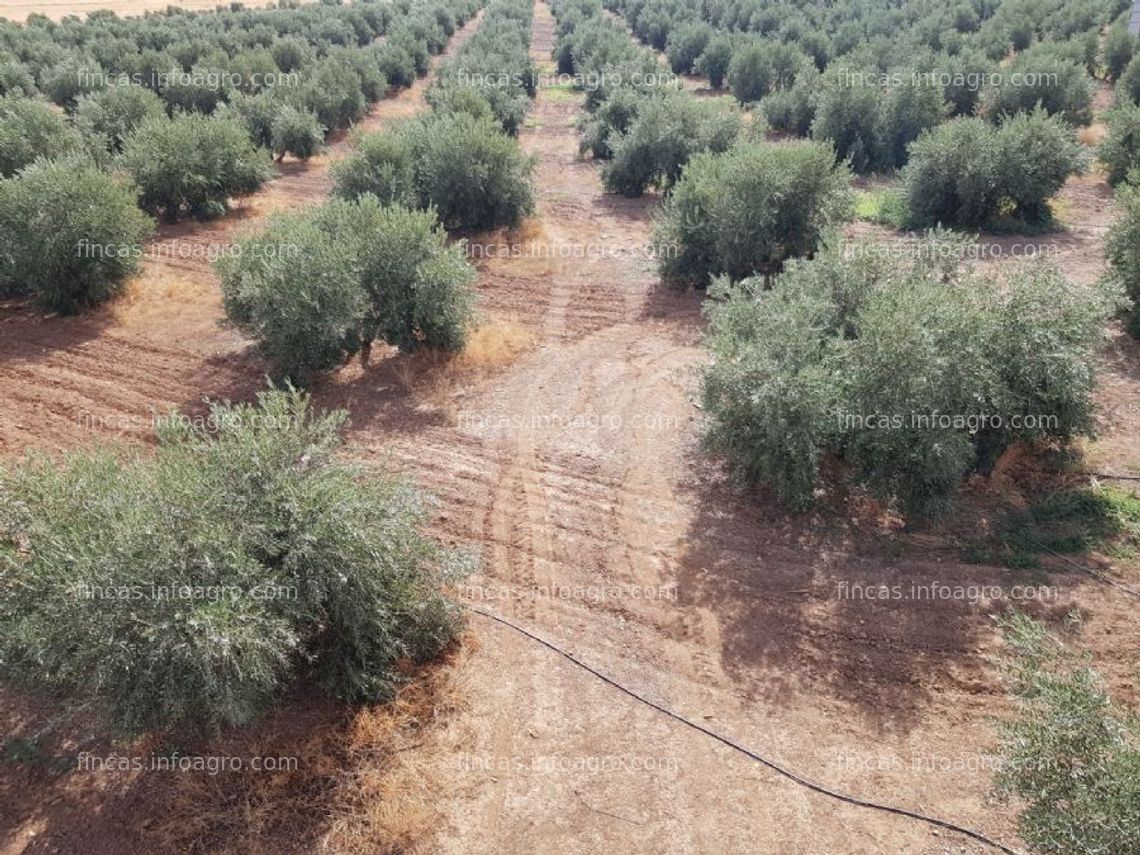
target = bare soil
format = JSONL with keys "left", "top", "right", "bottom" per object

{"left": 3, "top": 4, "right": 1140, "bottom": 855}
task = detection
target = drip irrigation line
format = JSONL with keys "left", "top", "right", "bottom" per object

{"left": 1029, "top": 542, "right": 1140, "bottom": 599}
{"left": 467, "top": 605, "right": 1023, "bottom": 855}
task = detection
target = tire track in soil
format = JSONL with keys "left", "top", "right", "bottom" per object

{"left": 3, "top": 3, "right": 1130, "bottom": 852}
{"left": 363, "top": 5, "right": 1067, "bottom": 853}
{"left": 0, "top": 11, "right": 486, "bottom": 454}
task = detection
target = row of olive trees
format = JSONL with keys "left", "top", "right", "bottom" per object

{"left": 1, "top": 2, "right": 490, "bottom": 743}
{"left": 0, "top": 0, "right": 477, "bottom": 124}
{"left": 609, "top": 11, "right": 1138, "bottom": 849}
{"left": 552, "top": 0, "right": 745, "bottom": 197}
{"left": 2, "top": 0, "right": 481, "bottom": 170}
{"left": 332, "top": 0, "right": 537, "bottom": 229}
{"left": 0, "top": 0, "right": 480, "bottom": 313}
{"left": 612, "top": 0, "right": 1125, "bottom": 107}
{"left": 607, "top": 0, "right": 1132, "bottom": 183}
{"left": 221, "top": 0, "right": 539, "bottom": 381}
{"left": 640, "top": 131, "right": 1114, "bottom": 529}
{"left": 570, "top": 1, "right": 1113, "bottom": 528}
{"left": 597, "top": 0, "right": 1093, "bottom": 236}
{"left": 430, "top": 0, "right": 538, "bottom": 135}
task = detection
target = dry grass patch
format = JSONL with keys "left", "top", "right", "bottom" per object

{"left": 387, "top": 314, "right": 536, "bottom": 423}
{"left": 1078, "top": 122, "right": 1107, "bottom": 147}
{"left": 451, "top": 314, "right": 536, "bottom": 373}
{"left": 145, "top": 638, "right": 474, "bottom": 855}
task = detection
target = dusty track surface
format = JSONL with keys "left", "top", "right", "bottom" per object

{"left": 329, "top": 6, "right": 1140, "bottom": 854}
{"left": 3, "top": 3, "right": 1140, "bottom": 854}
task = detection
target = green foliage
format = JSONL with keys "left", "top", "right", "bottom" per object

{"left": 601, "top": 92, "right": 741, "bottom": 196}
{"left": 1100, "top": 104, "right": 1140, "bottom": 186}
{"left": 700, "top": 237, "right": 1116, "bottom": 516}
{"left": 1105, "top": 177, "right": 1140, "bottom": 336}
{"left": 160, "top": 63, "right": 234, "bottom": 115}
{"left": 995, "top": 613, "right": 1140, "bottom": 855}
{"left": 0, "top": 60, "right": 36, "bottom": 98}
{"left": 270, "top": 104, "right": 324, "bottom": 160}
{"left": 665, "top": 21, "right": 712, "bottom": 74}
{"left": 809, "top": 73, "right": 883, "bottom": 172}
{"left": 655, "top": 140, "right": 852, "bottom": 287}
{"left": 300, "top": 55, "right": 370, "bottom": 131}
{"left": 578, "top": 86, "right": 643, "bottom": 158}
{"left": 270, "top": 37, "right": 312, "bottom": 74}
{"left": 0, "top": 93, "right": 84, "bottom": 177}
{"left": 809, "top": 69, "right": 946, "bottom": 172}
{"left": 331, "top": 129, "right": 417, "bottom": 207}
{"left": 375, "top": 42, "right": 417, "bottom": 88}
{"left": 74, "top": 84, "right": 165, "bottom": 153}
{"left": 0, "top": 157, "right": 153, "bottom": 313}
{"left": 39, "top": 55, "right": 105, "bottom": 110}
{"left": 334, "top": 111, "right": 535, "bottom": 230}
{"left": 695, "top": 35, "right": 733, "bottom": 89}
{"left": 218, "top": 198, "right": 476, "bottom": 380}
{"left": 902, "top": 111, "right": 1084, "bottom": 228}
{"left": 875, "top": 73, "right": 948, "bottom": 171}
{"left": 433, "top": 0, "right": 536, "bottom": 135}
{"left": 995, "top": 108, "right": 1087, "bottom": 222}
{"left": 1104, "top": 25, "right": 1136, "bottom": 83}
{"left": 0, "top": 387, "right": 467, "bottom": 734}
{"left": 408, "top": 111, "right": 535, "bottom": 229}
{"left": 390, "top": 28, "right": 432, "bottom": 77}
{"left": 1117, "top": 53, "right": 1140, "bottom": 106}
{"left": 935, "top": 51, "right": 997, "bottom": 117}
{"left": 334, "top": 49, "right": 388, "bottom": 103}
{"left": 227, "top": 89, "right": 282, "bottom": 149}
{"left": 586, "top": 56, "right": 674, "bottom": 112}
{"left": 727, "top": 41, "right": 774, "bottom": 104}
{"left": 0, "top": 181, "right": 18, "bottom": 298}
{"left": 986, "top": 48, "right": 1094, "bottom": 125}
{"left": 700, "top": 272, "right": 844, "bottom": 505}
{"left": 425, "top": 80, "right": 496, "bottom": 124}
{"left": 219, "top": 206, "right": 367, "bottom": 379}
{"left": 902, "top": 116, "right": 1002, "bottom": 227}
{"left": 343, "top": 200, "right": 476, "bottom": 353}
{"left": 760, "top": 68, "right": 817, "bottom": 136}
{"left": 121, "top": 112, "right": 273, "bottom": 220}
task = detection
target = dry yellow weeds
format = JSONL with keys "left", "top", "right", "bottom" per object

{"left": 145, "top": 637, "right": 476, "bottom": 855}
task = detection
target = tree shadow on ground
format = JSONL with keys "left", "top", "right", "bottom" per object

{"left": 0, "top": 684, "right": 350, "bottom": 855}
{"left": 0, "top": 644, "right": 466, "bottom": 855}
{"left": 670, "top": 456, "right": 1079, "bottom": 734}
{"left": 313, "top": 348, "right": 461, "bottom": 439}
{"left": 0, "top": 299, "right": 115, "bottom": 363}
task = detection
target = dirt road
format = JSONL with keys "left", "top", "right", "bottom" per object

{"left": 335, "top": 6, "right": 1140, "bottom": 852}
{"left": 3, "top": 3, "right": 1140, "bottom": 853}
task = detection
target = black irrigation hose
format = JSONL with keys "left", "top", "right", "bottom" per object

{"left": 467, "top": 605, "right": 1023, "bottom": 855}
{"left": 1020, "top": 472, "right": 1140, "bottom": 600}
{"left": 1031, "top": 542, "right": 1140, "bottom": 599}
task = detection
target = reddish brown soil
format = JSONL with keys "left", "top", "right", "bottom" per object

{"left": 0, "top": 13, "right": 483, "bottom": 456}
{"left": 3, "top": 5, "right": 1140, "bottom": 855}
